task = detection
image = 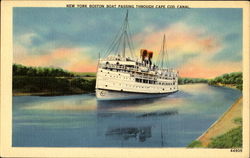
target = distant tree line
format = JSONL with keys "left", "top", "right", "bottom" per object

{"left": 13, "top": 76, "right": 96, "bottom": 94}
{"left": 13, "top": 64, "right": 243, "bottom": 95}
{"left": 13, "top": 64, "right": 96, "bottom": 95}
{"left": 208, "top": 72, "right": 242, "bottom": 90}
{"left": 13, "top": 64, "right": 76, "bottom": 77}
{"left": 178, "top": 77, "right": 208, "bottom": 85}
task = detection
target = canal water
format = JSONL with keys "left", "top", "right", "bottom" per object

{"left": 12, "top": 84, "right": 242, "bottom": 147}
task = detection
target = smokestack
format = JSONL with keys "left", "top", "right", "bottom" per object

{"left": 148, "top": 51, "right": 153, "bottom": 67}
{"left": 140, "top": 49, "right": 148, "bottom": 62}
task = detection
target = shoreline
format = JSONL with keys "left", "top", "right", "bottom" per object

{"left": 196, "top": 96, "right": 243, "bottom": 147}
{"left": 13, "top": 83, "right": 239, "bottom": 97}
{"left": 208, "top": 83, "right": 239, "bottom": 90}
{"left": 13, "top": 91, "right": 94, "bottom": 96}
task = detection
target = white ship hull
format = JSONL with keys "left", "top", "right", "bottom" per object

{"left": 95, "top": 67, "right": 178, "bottom": 100}
{"left": 96, "top": 89, "right": 178, "bottom": 101}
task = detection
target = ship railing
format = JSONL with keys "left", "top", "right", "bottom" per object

{"left": 99, "top": 64, "right": 124, "bottom": 69}
{"left": 100, "top": 63, "right": 162, "bottom": 73}
{"left": 132, "top": 74, "right": 157, "bottom": 80}
{"left": 100, "top": 62, "right": 178, "bottom": 73}
{"left": 100, "top": 64, "right": 139, "bottom": 72}
{"left": 100, "top": 64, "right": 177, "bottom": 80}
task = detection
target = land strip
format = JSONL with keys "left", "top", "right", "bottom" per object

{"left": 197, "top": 96, "right": 242, "bottom": 147}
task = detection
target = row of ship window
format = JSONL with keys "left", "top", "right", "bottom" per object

{"left": 105, "top": 84, "right": 176, "bottom": 90}
{"left": 102, "top": 73, "right": 176, "bottom": 85}
{"left": 100, "top": 68, "right": 177, "bottom": 78}
{"left": 104, "top": 74, "right": 134, "bottom": 81}
{"left": 101, "top": 72, "right": 176, "bottom": 82}
{"left": 135, "top": 78, "right": 175, "bottom": 85}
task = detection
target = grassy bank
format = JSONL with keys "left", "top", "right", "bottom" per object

{"left": 188, "top": 97, "right": 243, "bottom": 148}
{"left": 13, "top": 76, "right": 96, "bottom": 96}
{"left": 13, "top": 64, "right": 96, "bottom": 96}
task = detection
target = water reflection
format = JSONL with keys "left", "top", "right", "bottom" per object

{"left": 12, "top": 84, "right": 242, "bottom": 147}
{"left": 106, "top": 126, "right": 152, "bottom": 142}
{"left": 97, "top": 97, "right": 161, "bottom": 110}
{"left": 21, "top": 95, "right": 97, "bottom": 111}
{"left": 136, "top": 110, "right": 178, "bottom": 118}
{"left": 96, "top": 95, "right": 183, "bottom": 114}
{"left": 96, "top": 96, "right": 180, "bottom": 119}
{"left": 96, "top": 98, "right": 179, "bottom": 144}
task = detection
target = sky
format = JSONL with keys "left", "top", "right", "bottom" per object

{"left": 13, "top": 8, "right": 242, "bottom": 78}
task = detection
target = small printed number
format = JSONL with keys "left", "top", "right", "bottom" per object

{"left": 230, "top": 148, "right": 242, "bottom": 152}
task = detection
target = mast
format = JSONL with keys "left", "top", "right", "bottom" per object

{"left": 161, "top": 35, "right": 166, "bottom": 68}
{"left": 157, "top": 34, "right": 169, "bottom": 69}
{"left": 122, "top": 10, "right": 128, "bottom": 58}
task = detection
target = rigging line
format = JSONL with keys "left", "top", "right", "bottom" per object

{"left": 110, "top": 33, "right": 123, "bottom": 56}
{"left": 128, "top": 33, "right": 135, "bottom": 58}
{"left": 104, "top": 27, "right": 122, "bottom": 53}
{"left": 162, "top": 43, "right": 165, "bottom": 68}
{"left": 124, "top": 10, "right": 136, "bottom": 58}
{"left": 122, "top": 31, "right": 126, "bottom": 57}
{"left": 109, "top": 16, "right": 128, "bottom": 57}
{"left": 105, "top": 28, "right": 125, "bottom": 57}
{"left": 114, "top": 33, "right": 124, "bottom": 56}
{"left": 122, "top": 11, "right": 129, "bottom": 57}
{"left": 166, "top": 36, "right": 171, "bottom": 68}
{"left": 165, "top": 37, "right": 170, "bottom": 68}
{"left": 125, "top": 31, "right": 134, "bottom": 58}
{"left": 123, "top": 31, "right": 129, "bottom": 57}
{"left": 101, "top": 20, "right": 123, "bottom": 58}
{"left": 158, "top": 51, "right": 162, "bottom": 67}
{"left": 126, "top": 34, "right": 133, "bottom": 56}
{"left": 157, "top": 35, "right": 165, "bottom": 67}
{"left": 127, "top": 23, "right": 136, "bottom": 56}
{"left": 162, "top": 35, "right": 166, "bottom": 68}
{"left": 118, "top": 15, "right": 127, "bottom": 57}
{"left": 104, "top": 29, "right": 123, "bottom": 57}
{"left": 104, "top": 12, "right": 127, "bottom": 57}
{"left": 156, "top": 39, "right": 163, "bottom": 66}
{"left": 165, "top": 50, "right": 169, "bottom": 68}
{"left": 111, "top": 39, "right": 119, "bottom": 56}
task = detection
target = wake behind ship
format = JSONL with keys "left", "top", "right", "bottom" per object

{"left": 96, "top": 11, "right": 178, "bottom": 100}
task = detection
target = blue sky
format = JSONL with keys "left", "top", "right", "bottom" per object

{"left": 13, "top": 8, "right": 242, "bottom": 78}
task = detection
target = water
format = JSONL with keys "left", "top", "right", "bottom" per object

{"left": 12, "top": 84, "right": 242, "bottom": 147}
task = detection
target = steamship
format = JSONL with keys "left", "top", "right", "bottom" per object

{"left": 95, "top": 11, "right": 178, "bottom": 100}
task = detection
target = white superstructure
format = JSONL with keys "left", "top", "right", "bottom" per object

{"left": 95, "top": 11, "right": 178, "bottom": 100}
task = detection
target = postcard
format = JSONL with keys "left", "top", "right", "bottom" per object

{"left": 0, "top": 1, "right": 249, "bottom": 158}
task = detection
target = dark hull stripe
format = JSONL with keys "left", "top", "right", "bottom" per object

{"left": 96, "top": 88, "right": 178, "bottom": 94}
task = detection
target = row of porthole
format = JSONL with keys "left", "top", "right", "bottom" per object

{"left": 101, "top": 69, "right": 130, "bottom": 74}
{"left": 104, "top": 84, "right": 176, "bottom": 90}
{"left": 158, "top": 82, "right": 176, "bottom": 85}
{"left": 104, "top": 75, "right": 134, "bottom": 81}
{"left": 101, "top": 75, "right": 176, "bottom": 87}
{"left": 159, "top": 76, "right": 177, "bottom": 79}
{"left": 102, "top": 74, "right": 175, "bottom": 84}
{"left": 101, "top": 71, "right": 134, "bottom": 81}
